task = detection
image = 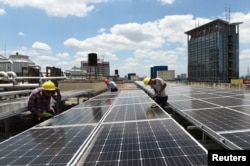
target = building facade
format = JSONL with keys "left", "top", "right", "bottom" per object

{"left": 0, "top": 53, "right": 36, "bottom": 76}
{"left": 150, "top": 66, "right": 168, "bottom": 78}
{"left": 81, "top": 61, "right": 110, "bottom": 77}
{"left": 185, "top": 19, "right": 242, "bottom": 83}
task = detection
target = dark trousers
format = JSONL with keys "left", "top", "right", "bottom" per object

{"left": 155, "top": 96, "right": 168, "bottom": 108}
{"left": 111, "top": 88, "right": 118, "bottom": 92}
{"left": 31, "top": 110, "right": 55, "bottom": 126}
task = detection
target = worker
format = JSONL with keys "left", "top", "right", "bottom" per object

{"left": 27, "top": 80, "right": 61, "bottom": 125}
{"left": 143, "top": 77, "right": 168, "bottom": 108}
{"left": 104, "top": 79, "right": 118, "bottom": 92}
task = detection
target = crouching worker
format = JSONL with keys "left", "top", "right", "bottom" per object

{"left": 104, "top": 79, "right": 118, "bottom": 92}
{"left": 143, "top": 77, "right": 168, "bottom": 108}
{"left": 28, "top": 80, "right": 61, "bottom": 126}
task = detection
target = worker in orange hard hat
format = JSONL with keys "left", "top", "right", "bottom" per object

{"left": 143, "top": 77, "right": 168, "bottom": 108}
{"left": 104, "top": 79, "right": 118, "bottom": 92}
{"left": 28, "top": 80, "right": 61, "bottom": 126}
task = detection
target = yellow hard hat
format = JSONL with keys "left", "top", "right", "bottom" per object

{"left": 42, "top": 80, "right": 56, "bottom": 91}
{"left": 143, "top": 77, "right": 151, "bottom": 85}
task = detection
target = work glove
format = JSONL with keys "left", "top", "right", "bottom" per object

{"left": 38, "top": 112, "right": 53, "bottom": 121}
{"left": 42, "top": 112, "right": 53, "bottom": 117}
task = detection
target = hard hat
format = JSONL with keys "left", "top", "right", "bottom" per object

{"left": 104, "top": 79, "right": 109, "bottom": 83}
{"left": 42, "top": 80, "right": 56, "bottom": 91}
{"left": 143, "top": 77, "right": 151, "bottom": 85}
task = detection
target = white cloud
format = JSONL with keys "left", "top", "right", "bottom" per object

{"left": 32, "top": 42, "right": 51, "bottom": 52}
{"left": 231, "top": 12, "right": 250, "bottom": 43}
{"left": 158, "top": 0, "right": 175, "bottom": 5}
{"left": 0, "top": 8, "right": 6, "bottom": 15}
{"left": 56, "top": 52, "right": 70, "bottom": 59}
{"left": 17, "top": 32, "right": 24, "bottom": 36}
{"left": 0, "top": 0, "right": 108, "bottom": 17}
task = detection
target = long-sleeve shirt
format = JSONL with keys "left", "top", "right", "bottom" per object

{"left": 27, "top": 87, "right": 61, "bottom": 114}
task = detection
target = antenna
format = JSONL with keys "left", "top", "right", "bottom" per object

{"left": 4, "top": 40, "right": 6, "bottom": 57}
{"left": 225, "top": 5, "right": 231, "bottom": 22}
{"left": 248, "top": 65, "right": 250, "bottom": 77}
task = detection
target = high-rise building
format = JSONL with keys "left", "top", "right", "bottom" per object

{"left": 185, "top": 19, "right": 242, "bottom": 83}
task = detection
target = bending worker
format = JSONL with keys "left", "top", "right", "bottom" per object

{"left": 104, "top": 79, "right": 118, "bottom": 92}
{"left": 28, "top": 80, "right": 61, "bottom": 125}
{"left": 143, "top": 77, "right": 168, "bottom": 108}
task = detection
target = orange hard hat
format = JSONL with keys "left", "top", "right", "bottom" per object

{"left": 104, "top": 79, "right": 109, "bottom": 83}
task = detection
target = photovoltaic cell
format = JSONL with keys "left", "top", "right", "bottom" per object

{"left": 114, "top": 96, "right": 153, "bottom": 105}
{"left": 185, "top": 108, "right": 250, "bottom": 132}
{"left": 203, "top": 97, "right": 250, "bottom": 107}
{"left": 229, "top": 105, "right": 250, "bottom": 115}
{"left": 104, "top": 103, "right": 169, "bottom": 122}
{"left": 0, "top": 88, "right": 208, "bottom": 165}
{"left": 0, "top": 126, "right": 94, "bottom": 165}
{"left": 169, "top": 99, "right": 219, "bottom": 110}
{"left": 73, "top": 98, "right": 115, "bottom": 108}
{"left": 81, "top": 119, "right": 207, "bottom": 166}
{"left": 167, "top": 95, "right": 193, "bottom": 101}
{"left": 38, "top": 106, "right": 110, "bottom": 126}
{"left": 220, "top": 131, "right": 250, "bottom": 149}
{"left": 135, "top": 81, "right": 250, "bottom": 150}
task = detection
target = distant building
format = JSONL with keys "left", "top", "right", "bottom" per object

{"left": 150, "top": 66, "right": 168, "bottom": 78}
{"left": 185, "top": 19, "right": 242, "bottom": 83}
{"left": 1, "top": 52, "right": 36, "bottom": 76}
{"left": 0, "top": 55, "right": 12, "bottom": 71}
{"left": 157, "top": 70, "right": 175, "bottom": 81}
{"left": 65, "top": 66, "right": 87, "bottom": 79}
{"left": 81, "top": 60, "right": 110, "bottom": 76}
{"left": 127, "top": 73, "right": 136, "bottom": 80}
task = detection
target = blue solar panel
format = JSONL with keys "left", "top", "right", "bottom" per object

{"left": 0, "top": 126, "right": 94, "bottom": 165}
{"left": 135, "top": 81, "right": 250, "bottom": 150}
{"left": 0, "top": 88, "right": 208, "bottom": 165}
{"left": 81, "top": 119, "right": 207, "bottom": 166}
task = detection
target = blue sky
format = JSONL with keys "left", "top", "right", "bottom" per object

{"left": 0, "top": 0, "right": 250, "bottom": 78}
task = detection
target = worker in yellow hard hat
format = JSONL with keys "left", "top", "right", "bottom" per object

{"left": 27, "top": 80, "right": 61, "bottom": 126}
{"left": 143, "top": 77, "right": 168, "bottom": 108}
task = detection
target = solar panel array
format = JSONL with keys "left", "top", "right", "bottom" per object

{"left": 135, "top": 81, "right": 250, "bottom": 150}
{"left": 0, "top": 89, "right": 207, "bottom": 165}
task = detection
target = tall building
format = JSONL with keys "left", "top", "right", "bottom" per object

{"left": 150, "top": 66, "right": 168, "bottom": 78}
{"left": 185, "top": 19, "right": 242, "bottom": 83}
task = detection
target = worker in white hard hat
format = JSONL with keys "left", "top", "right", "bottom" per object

{"left": 104, "top": 79, "right": 118, "bottom": 92}
{"left": 27, "top": 80, "right": 61, "bottom": 125}
{"left": 143, "top": 77, "right": 168, "bottom": 108}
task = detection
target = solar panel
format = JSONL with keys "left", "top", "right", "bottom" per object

{"left": 0, "top": 126, "right": 95, "bottom": 165}
{"left": 229, "top": 105, "right": 250, "bottom": 114}
{"left": 169, "top": 99, "right": 219, "bottom": 110}
{"left": 220, "top": 131, "right": 250, "bottom": 150}
{"left": 79, "top": 119, "right": 207, "bottom": 166}
{"left": 104, "top": 103, "right": 169, "bottom": 122}
{"left": 185, "top": 108, "right": 250, "bottom": 132}
{"left": 38, "top": 106, "right": 110, "bottom": 126}
{"left": 0, "top": 88, "right": 208, "bottom": 165}
{"left": 203, "top": 97, "right": 250, "bottom": 107}
{"left": 134, "top": 81, "right": 250, "bottom": 150}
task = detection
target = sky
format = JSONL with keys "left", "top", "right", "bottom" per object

{"left": 0, "top": 0, "right": 250, "bottom": 78}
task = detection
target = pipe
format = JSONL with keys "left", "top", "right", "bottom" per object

{"left": 0, "top": 71, "right": 9, "bottom": 81}
{"left": 5, "top": 71, "right": 67, "bottom": 81}
{"left": 6, "top": 71, "right": 17, "bottom": 78}
{"left": 0, "top": 83, "right": 40, "bottom": 88}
